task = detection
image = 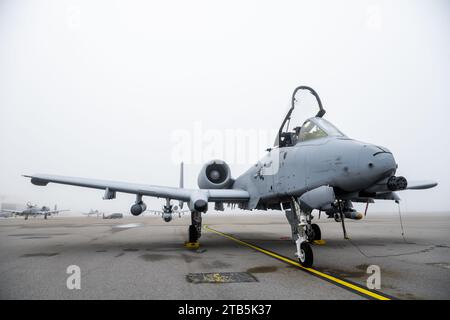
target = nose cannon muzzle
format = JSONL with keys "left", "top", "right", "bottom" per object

{"left": 387, "top": 176, "right": 408, "bottom": 191}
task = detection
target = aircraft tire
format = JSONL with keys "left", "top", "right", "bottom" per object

{"left": 298, "top": 242, "right": 313, "bottom": 268}
{"left": 189, "top": 225, "right": 198, "bottom": 242}
{"left": 311, "top": 224, "right": 321, "bottom": 240}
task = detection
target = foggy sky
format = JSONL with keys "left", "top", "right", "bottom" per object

{"left": 1, "top": 0, "right": 449, "bottom": 214}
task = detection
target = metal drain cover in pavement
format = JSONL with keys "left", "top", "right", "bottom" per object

{"left": 186, "top": 272, "right": 258, "bottom": 284}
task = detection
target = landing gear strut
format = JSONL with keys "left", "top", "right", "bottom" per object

{"left": 337, "top": 200, "right": 349, "bottom": 239}
{"left": 285, "top": 208, "right": 321, "bottom": 242}
{"left": 285, "top": 197, "right": 314, "bottom": 268}
{"left": 188, "top": 211, "right": 202, "bottom": 243}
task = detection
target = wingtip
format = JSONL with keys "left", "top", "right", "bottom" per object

{"left": 23, "top": 174, "right": 49, "bottom": 186}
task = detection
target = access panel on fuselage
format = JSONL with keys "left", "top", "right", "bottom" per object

{"left": 304, "top": 139, "right": 335, "bottom": 190}
{"left": 254, "top": 150, "right": 278, "bottom": 196}
{"left": 274, "top": 146, "right": 306, "bottom": 195}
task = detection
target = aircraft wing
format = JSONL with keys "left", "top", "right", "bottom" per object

{"left": 1, "top": 209, "right": 22, "bottom": 214}
{"left": 23, "top": 174, "right": 250, "bottom": 203}
{"left": 46, "top": 209, "right": 70, "bottom": 214}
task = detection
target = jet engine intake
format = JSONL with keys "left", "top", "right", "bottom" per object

{"left": 198, "top": 160, "right": 233, "bottom": 189}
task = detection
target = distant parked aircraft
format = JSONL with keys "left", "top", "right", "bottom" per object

{"left": 102, "top": 213, "right": 123, "bottom": 219}
{"left": 2, "top": 203, "right": 68, "bottom": 220}
{"left": 83, "top": 209, "right": 103, "bottom": 218}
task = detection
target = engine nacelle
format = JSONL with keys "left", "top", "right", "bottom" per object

{"left": 198, "top": 160, "right": 233, "bottom": 189}
{"left": 130, "top": 202, "right": 147, "bottom": 216}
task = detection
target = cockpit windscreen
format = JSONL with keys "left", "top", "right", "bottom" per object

{"left": 298, "top": 118, "right": 345, "bottom": 142}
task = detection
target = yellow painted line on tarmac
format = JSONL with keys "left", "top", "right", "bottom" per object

{"left": 204, "top": 225, "right": 393, "bottom": 300}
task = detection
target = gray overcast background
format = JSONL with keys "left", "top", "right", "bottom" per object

{"left": 0, "top": 0, "right": 449, "bottom": 214}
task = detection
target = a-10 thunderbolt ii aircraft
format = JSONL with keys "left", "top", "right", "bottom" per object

{"left": 24, "top": 86, "right": 437, "bottom": 267}
{"left": 83, "top": 209, "right": 103, "bottom": 218}
{"left": 2, "top": 202, "right": 68, "bottom": 220}
{"left": 148, "top": 203, "right": 190, "bottom": 222}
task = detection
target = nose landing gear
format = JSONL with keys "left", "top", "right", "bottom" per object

{"left": 286, "top": 197, "right": 315, "bottom": 268}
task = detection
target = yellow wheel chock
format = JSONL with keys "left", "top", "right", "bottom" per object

{"left": 184, "top": 241, "right": 200, "bottom": 249}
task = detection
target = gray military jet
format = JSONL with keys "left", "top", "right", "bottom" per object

{"left": 83, "top": 209, "right": 103, "bottom": 218}
{"left": 102, "top": 212, "right": 123, "bottom": 219}
{"left": 148, "top": 202, "right": 190, "bottom": 222}
{"left": 24, "top": 86, "right": 437, "bottom": 267}
{"left": 0, "top": 211, "right": 13, "bottom": 218}
{"left": 2, "top": 203, "right": 68, "bottom": 220}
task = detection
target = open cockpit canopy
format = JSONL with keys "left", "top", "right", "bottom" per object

{"left": 275, "top": 86, "right": 345, "bottom": 148}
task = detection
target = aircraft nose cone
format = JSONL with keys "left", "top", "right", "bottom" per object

{"left": 360, "top": 145, "right": 397, "bottom": 181}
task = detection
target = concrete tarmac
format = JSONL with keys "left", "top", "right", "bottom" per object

{"left": 0, "top": 213, "right": 449, "bottom": 300}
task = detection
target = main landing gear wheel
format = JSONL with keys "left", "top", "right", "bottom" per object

{"left": 188, "top": 225, "right": 199, "bottom": 243}
{"left": 298, "top": 242, "right": 313, "bottom": 268}
{"left": 310, "top": 224, "right": 321, "bottom": 241}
